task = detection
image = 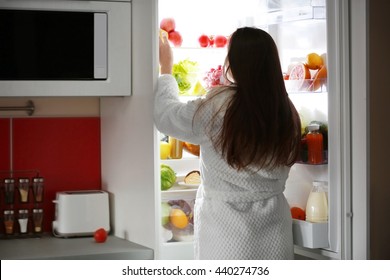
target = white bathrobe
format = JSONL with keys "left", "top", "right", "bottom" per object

{"left": 154, "top": 75, "right": 294, "bottom": 260}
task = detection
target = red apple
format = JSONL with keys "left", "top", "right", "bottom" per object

{"left": 160, "top": 18, "right": 176, "bottom": 33}
{"left": 214, "top": 35, "right": 227, "bottom": 48}
{"left": 198, "top": 34, "right": 210, "bottom": 48}
{"left": 168, "top": 30, "right": 183, "bottom": 47}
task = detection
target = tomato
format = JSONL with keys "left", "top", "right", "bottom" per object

{"left": 94, "top": 228, "right": 108, "bottom": 243}
{"left": 160, "top": 18, "right": 176, "bottom": 33}
{"left": 214, "top": 35, "right": 227, "bottom": 48}
{"left": 290, "top": 207, "right": 305, "bottom": 220}
{"left": 198, "top": 34, "right": 210, "bottom": 48}
{"left": 168, "top": 30, "right": 183, "bottom": 47}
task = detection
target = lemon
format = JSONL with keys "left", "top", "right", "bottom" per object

{"left": 306, "top": 53, "right": 323, "bottom": 70}
{"left": 160, "top": 141, "right": 171, "bottom": 159}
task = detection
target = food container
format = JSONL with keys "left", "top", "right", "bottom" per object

{"left": 161, "top": 195, "right": 195, "bottom": 243}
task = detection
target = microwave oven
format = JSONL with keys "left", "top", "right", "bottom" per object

{"left": 0, "top": 0, "right": 131, "bottom": 96}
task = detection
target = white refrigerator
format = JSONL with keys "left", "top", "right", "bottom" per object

{"left": 100, "top": 0, "right": 369, "bottom": 260}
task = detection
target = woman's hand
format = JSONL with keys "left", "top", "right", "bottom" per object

{"left": 159, "top": 32, "right": 173, "bottom": 75}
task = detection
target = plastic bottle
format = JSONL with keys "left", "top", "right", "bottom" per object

{"left": 306, "top": 181, "right": 328, "bottom": 223}
{"left": 306, "top": 124, "right": 324, "bottom": 164}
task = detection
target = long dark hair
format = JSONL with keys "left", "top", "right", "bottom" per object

{"left": 199, "top": 27, "right": 301, "bottom": 170}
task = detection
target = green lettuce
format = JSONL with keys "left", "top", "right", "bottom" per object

{"left": 172, "top": 59, "right": 199, "bottom": 95}
{"left": 161, "top": 164, "right": 176, "bottom": 191}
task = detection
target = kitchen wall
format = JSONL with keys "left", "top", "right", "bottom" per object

{"left": 0, "top": 97, "right": 101, "bottom": 234}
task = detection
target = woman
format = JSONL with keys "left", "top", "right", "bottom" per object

{"left": 154, "top": 27, "right": 301, "bottom": 259}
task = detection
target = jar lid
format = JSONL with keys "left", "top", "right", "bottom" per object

{"left": 33, "top": 209, "right": 43, "bottom": 213}
{"left": 19, "top": 178, "right": 30, "bottom": 183}
{"left": 18, "top": 209, "right": 29, "bottom": 214}
{"left": 307, "top": 124, "right": 320, "bottom": 132}
{"left": 33, "top": 177, "right": 44, "bottom": 182}
{"left": 4, "top": 178, "right": 15, "bottom": 183}
{"left": 4, "top": 210, "right": 14, "bottom": 214}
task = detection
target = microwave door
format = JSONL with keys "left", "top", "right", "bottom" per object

{"left": 0, "top": 10, "right": 107, "bottom": 81}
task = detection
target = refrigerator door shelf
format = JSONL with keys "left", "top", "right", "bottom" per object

{"left": 292, "top": 219, "right": 328, "bottom": 249}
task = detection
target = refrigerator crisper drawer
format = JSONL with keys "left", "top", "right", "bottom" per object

{"left": 292, "top": 219, "right": 328, "bottom": 249}
{"left": 161, "top": 195, "right": 195, "bottom": 243}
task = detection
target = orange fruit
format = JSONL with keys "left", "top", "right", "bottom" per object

{"left": 170, "top": 208, "right": 189, "bottom": 229}
{"left": 306, "top": 53, "right": 324, "bottom": 70}
{"left": 308, "top": 66, "right": 327, "bottom": 91}
{"left": 291, "top": 207, "right": 305, "bottom": 220}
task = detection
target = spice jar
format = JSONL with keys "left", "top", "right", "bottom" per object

{"left": 18, "top": 209, "right": 29, "bottom": 234}
{"left": 306, "top": 124, "right": 324, "bottom": 164}
{"left": 4, "top": 178, "right": 15, "bottom": 204}
{"left": 18, "top": 178, "right": 30, "bottom": 203}
{"left": 32, "top": 177, "right": 44, "bottom": 203}
{"left": 169, "top": 136, "right": 183, "bottom": 159}
{"left": 32, "top": 208, "right": 43, "bottom": 233}
{"left": 4, "top": 210, "right": 15, "bottom": 235}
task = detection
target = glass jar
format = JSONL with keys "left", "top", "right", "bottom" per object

{"left": 4, "top": 210, "right": 15, "bottom": 235}
{"left": 305, "top": 181, "right": 328, "bottom": 223}
{"left": 32, "top": 208, "right": 43, "bottom": 233}
{"left": 32, "top": 177, "right": 44, "bottom": 203}
{"left": 3, "top": 178, "right": 15, "bottom": 204}
{"left": 169, "top": 136, "right": 183, "bottom": 159}
{"left": 18, "top": 178, "right": 30, "bottom": 203}
{"left": 18, "top": 209, "right": 29, "bottom": 234}
{"left": 306, "top": 124, "right": 324, "bottom": 164}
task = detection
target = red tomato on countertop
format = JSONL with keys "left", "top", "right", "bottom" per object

{"left": 94, "top": 228, "right": 108, "bottom": 243}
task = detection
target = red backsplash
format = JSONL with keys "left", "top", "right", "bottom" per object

{"left": 0, "top": 117, "right": 101, "bottom": 235}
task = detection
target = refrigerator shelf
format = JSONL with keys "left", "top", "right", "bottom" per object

{"left": 161, "top": 187, "right": 197, "bottom": 200}
{"left": 285, "top": 78, "right": 327, "bottom": 93}
{"left": 292, "top": 219, "right": 329, "bottom": 249}
{"left": 256, "top": 4, "right": 326, "bottom": 26}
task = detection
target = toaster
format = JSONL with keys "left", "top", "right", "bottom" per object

{"left": 52, "top": 190, "right": 110, "bottom": 237}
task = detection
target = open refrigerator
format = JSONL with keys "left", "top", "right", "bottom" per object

{"left": 155, "top": 0, "right": 350, "bottom": 260}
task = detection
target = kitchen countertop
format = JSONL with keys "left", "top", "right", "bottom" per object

{"left": 0, "top": 234, "right": 154, "bottom": 260}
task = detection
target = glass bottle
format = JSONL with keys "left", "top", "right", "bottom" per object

{"left": 169, "top": 136, "right": 183, "bottom": 159}
{"left": 306, "top": 124, "right": 324, "bottom": 164}
{"left": 18, "top": 178, "right": 30, "bottom": 203}
{"left": 305, "top": 181, "right": 328, "bottom": 223}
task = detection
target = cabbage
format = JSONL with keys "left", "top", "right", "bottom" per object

{"left": 161, "top": 164, "right": 176, "bottom": 191}
{"left": 172, "top": 59, "right": 199, "bottom": 95}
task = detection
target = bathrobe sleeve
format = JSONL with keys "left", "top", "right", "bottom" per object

{"left": 154, "top": 74, "right": 204, "bottom": 144}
